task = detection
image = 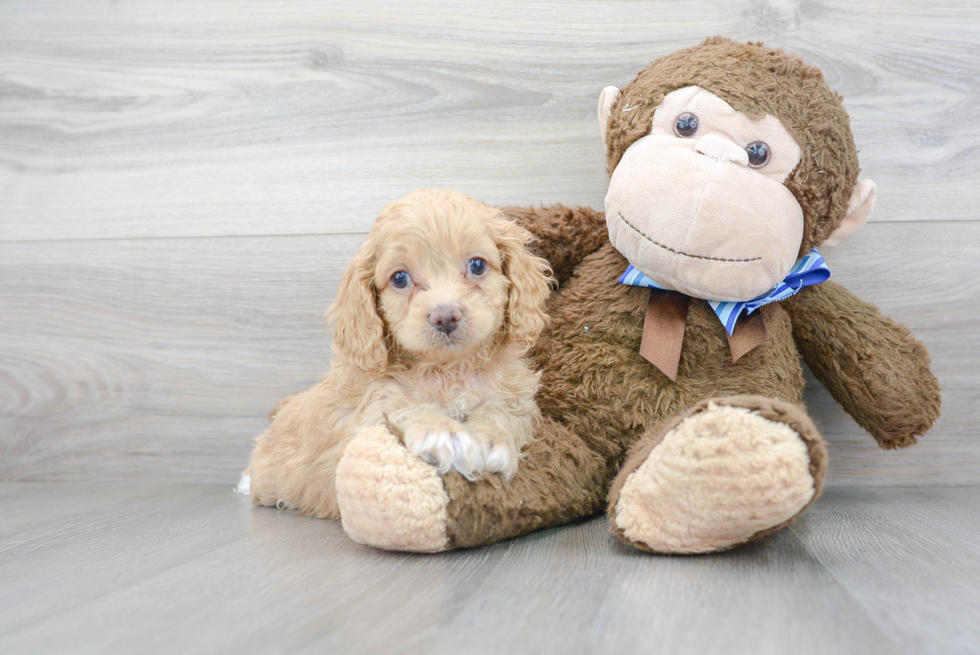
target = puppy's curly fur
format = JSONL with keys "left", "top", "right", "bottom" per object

{"left": 241, "top": 190, "right": 552, "bottom": 519}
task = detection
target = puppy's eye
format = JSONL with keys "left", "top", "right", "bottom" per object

{"left": 468, "top": 258, "right": 487, "bottom": 276}
{"left": 746, "top": 141, "right": 771, "bottom": 168}
{"left": 674, "top": 112, "right": 699, "bottom": 138}
{"left": 390, "top": 271, "right": 411, "bottom": 289}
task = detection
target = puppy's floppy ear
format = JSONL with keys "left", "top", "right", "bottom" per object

{"left": 326, "top": 239, "right": 387, "bottom": 373}
{"left": 493, "top": 215, "right": 552, "bottom": 349}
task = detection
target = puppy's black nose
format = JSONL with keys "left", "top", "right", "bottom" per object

{"left": 429, "top": 305, "right": 463, "bottom": 334}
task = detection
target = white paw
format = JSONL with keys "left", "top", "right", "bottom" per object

{"left": 482, "top": 443, "right": 518, "bottom": 481}
{"left": 234, "top": 474, "right": 251, "bottom": 495}
{"left": 408, "top": 429, "right": 484, "bottom": 481}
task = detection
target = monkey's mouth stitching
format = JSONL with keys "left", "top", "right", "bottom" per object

{"left": 617, "top": 212, "right": 761, "bottom": 263}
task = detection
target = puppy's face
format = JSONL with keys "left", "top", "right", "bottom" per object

{"left": 374, "top": 205, "right": 510, "bottom": 363}
{"left": 328, "top": 190, "right": 551, "bottom": 372}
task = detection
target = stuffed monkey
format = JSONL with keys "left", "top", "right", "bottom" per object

{"left": 334, "top": 37, "right": 941, "bottom": 554}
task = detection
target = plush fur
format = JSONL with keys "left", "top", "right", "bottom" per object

{"left": 336, "top": 425, "right": 452, "bottom": 552}
{"left": 607, "top": 396, "right": 828, "bottom": 553}
{"left": 241, "top": 189, "right": 552, "bottom": 517}
{"left": 611, "top": 402, "right": 816, "bottom": 553}
{"left": 329, "top": 38, "right": 941, "bottom": 554}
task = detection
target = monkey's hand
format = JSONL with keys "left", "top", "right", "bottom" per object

{"left": 783, "top": 281, "right": 941, "bottom": 449}
{"left": 499, "top": 205, "right": 607, "bottom": 286}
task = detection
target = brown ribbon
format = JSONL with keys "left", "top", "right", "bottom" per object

{"left": 639, "top": 290, "right": 689, "bottom": 382}
{"left": 726, "top": 309, "right": 768, "bottom": 363}
{"left": 639, "top": 289, "right": 768, "bottom": 381}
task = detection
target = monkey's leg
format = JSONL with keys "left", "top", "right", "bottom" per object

{"left": 335, "top": 417, "right": 608, "bottom": 552}
{"left": 607, "top": 395, "right": 827, "bottom": 554}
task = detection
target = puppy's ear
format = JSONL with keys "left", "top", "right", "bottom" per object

{"left": 494, "top": 216, "right": 552, "bottom": 349}
{"left": 326, "top": 240, "right": 388, "bottom": 373}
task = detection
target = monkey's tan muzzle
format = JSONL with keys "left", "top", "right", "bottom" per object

{"left": 604, "top": 134, "right": 804, "bottom": 302}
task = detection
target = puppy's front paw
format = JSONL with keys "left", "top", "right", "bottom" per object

{"left": 403, "top": 421, "right": 484, "bottom": 481}
{"left": 481, "top": 441, "right": 518, "bottom": 481}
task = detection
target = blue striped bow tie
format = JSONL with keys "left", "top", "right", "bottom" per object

{"left": 618, "top": 250, "right": 830, "bottom": 335}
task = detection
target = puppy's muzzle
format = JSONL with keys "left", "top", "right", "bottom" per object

{"left": 429, "top": 305, "right": 463, "bottom": 334}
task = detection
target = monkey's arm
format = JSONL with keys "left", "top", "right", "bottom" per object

{"left": 782, "top": 281, "right": 941, "bottom": 449}
{"left": 499, "top": 205, "right": 608, "bottom": 285}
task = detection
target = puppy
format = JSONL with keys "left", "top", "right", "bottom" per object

{"left": 239, "top": 189, "right": 552, "bottom": 519}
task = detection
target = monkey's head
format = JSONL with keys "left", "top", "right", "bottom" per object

{"left": 599, "top": 37, "right": 876, "bottom": 301}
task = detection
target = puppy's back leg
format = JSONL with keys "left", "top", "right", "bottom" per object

{"left": 268, "top": 394, "right": 296, "bottom": 420}
{"left": 240, "top": 388, "right": 320, "bottom": 510}
{"left": 240, "top": 431, "right": 287, "bottom": 509}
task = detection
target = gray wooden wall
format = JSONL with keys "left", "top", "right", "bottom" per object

{"left": 2, "top": 0, "right": 978, "bottom": 486}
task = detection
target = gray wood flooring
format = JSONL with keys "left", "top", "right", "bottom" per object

{"left": 1, "top": 483, "right": 978, "bottom": 655}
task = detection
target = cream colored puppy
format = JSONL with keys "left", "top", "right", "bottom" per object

{"left": 239, "top": 190, "right": 551, "bottom": 519}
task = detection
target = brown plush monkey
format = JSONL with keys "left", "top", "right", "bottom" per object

{"left": 334, "top": 37, "right": 941, "bottom": 553}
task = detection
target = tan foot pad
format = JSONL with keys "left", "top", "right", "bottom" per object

{"left": 335, "top": 426, "right": 450, "bottom": 552}
{"left": 613, "top": 402, "right": 815, "bottom": 553}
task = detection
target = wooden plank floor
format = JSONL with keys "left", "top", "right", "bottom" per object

{"left": 0, "top": 482, "right": 978, "bottom": 655}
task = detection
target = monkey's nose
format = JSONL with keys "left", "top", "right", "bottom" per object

{"left": 695, "top": 134, "right": 749, "bottom": 166}
{"left": 429, "top": 305, "right": 463, "bottom": 334}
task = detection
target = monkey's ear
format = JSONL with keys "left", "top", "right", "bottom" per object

{"left": 598, "top": 86, "right": 621, "bottom": 143}
{"left": 824, "top": 179, "right": 876, "bottom": 247}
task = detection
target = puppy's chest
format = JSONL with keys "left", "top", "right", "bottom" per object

{"left": 411, "top": 373, "right": 492, "bottom": 421}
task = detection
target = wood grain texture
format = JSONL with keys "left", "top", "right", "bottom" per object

{"left": 793, "top": 487, "right": 980, "bottom": 655}
{"left": 0, "top": 0, "right": 977, "bottom": 486}
{"left": 2, "top": 483, "right": 978, "bottom": 654}
{"left": 1, "top": 0, "right": 978, "bottom": 241}
{"left": 0, "top": 222, "right": 975, "bottom": 485}
{"left": 0, "top": 234, "right": 350, "bottom": 482}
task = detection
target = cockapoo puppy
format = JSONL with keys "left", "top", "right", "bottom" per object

{"left": 239, "top": 189, "right": 552, "bottom": 519}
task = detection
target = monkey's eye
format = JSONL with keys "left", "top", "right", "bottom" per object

{"left": 746, "top": 141, "right": 771, "bottom": 168}
{"left": 468, "top": 258, "right": 487, "bottom": 276}
{"left": 673, "top": 112, "right": 699, "bottom": 138}
{"left": 390, "top": 271, "right": 411, "bottom": 289}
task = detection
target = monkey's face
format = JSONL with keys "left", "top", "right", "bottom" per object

{"left": 604, "top": 86, "right": 805, "bottom": 301}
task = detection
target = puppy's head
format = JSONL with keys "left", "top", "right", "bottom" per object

{"left": 328, "top": 190, "right": 551, "bottom": 372}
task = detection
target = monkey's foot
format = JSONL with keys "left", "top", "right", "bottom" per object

{"left": 608, "top": 396, "right": 827, "bottom": 554}
{"left": 335, "top": 425, "right": 451, "bottom": 552}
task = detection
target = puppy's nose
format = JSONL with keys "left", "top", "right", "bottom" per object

{"left": 429, "top": 305, "right": 463, "bottom": 334}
